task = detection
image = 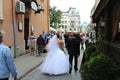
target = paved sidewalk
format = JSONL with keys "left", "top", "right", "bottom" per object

{"left": 11, "top": 43, "right": 85, "bottom": 80}
{"left": 13, "top": 53, "right": 46, "bottom": 79}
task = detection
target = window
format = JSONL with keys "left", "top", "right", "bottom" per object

{"left": 58, "top": 26, "right": 60, "bottom": 28}
{"left": 65, "top": 21, "right": 67, "bottom": 24}
{"left": 0, "top": 0, "right": 3, "bottom": 22}
{"left": 65, "top": 26, "right": 67, "bottom": 28}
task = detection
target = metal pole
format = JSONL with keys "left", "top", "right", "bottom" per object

{"left": 13, "top": 19, "right": 18, "bottom": 58}
{"left": 12, "top": 0, "right": 18, "bottom": 58}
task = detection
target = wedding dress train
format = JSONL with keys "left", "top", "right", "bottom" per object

{"left": 39, "top": 35, "right": 70, "bottom": 75}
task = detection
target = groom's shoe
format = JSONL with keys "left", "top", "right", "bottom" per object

{"left": 75, "top": 68, "right": 78, "bottom": 72}
{"left": 74, "top": 66, "right": 78, "bottom": 71}
{"left": 69, "top": 69, "right": 72, "bottom": 74}
{"left": 69, "top": 70, "right": 71, "bottom": 74}
{"left": 69, "top": 67, "right": 72, "bottom": 74}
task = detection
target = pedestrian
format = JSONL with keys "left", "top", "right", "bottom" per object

{"left": 0, "top": 31, "right": 18, "bottom": 80}
{"left": 29, "top": 32, "right": 36, "bottom": 56}
{"left": 39, "top": 35, "right": 70, "bottom": 75}
{"left": 36, "top": 34, "right": 44, "bottom": 56}
{"left": 74, "top": 33, "right": 82, "bottom": 57}
{"left": 80, "top": 33, "right": 84, "bottom": 49}
{"left": 85, "top": 33, "right": 89, "bottom": 46}
{"left": 67, "top": 32, "right": 80, "bottom": 73}
{"left": 42, "top": 31, "right": 47, "bottom": 46}
{"left": 46, "top": 32, "right": 51, "bottom": 44}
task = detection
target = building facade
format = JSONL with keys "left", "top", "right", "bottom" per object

{"left": 0, "top": 0, "right": 50, "bottom": 57}
{"left": 58, "top": 7, "right": 81, "bottom": 32}
{"left": 58, "top": 12, "right": 68, "bottom": 32}
{"left": 91, "top": 0, "right": 120, "bottom": 62}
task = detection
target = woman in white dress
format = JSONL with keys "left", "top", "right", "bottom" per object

{"left": 39, "top": 35, "right": 70, "bottom": 75}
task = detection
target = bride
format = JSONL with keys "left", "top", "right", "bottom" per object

{"left": 39, "top": 34, "right": 70, "bottom": 75}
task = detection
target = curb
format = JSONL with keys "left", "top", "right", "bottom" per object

{"left": 19, "top": 61, "right": 43, "bottom": 79}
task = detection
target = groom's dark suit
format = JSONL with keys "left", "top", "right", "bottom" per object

{"left": 67, "top": 34, "right": 81, "bottom": 73}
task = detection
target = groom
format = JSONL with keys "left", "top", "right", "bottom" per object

{"left": 67, "top": 32, "right": 81, "bottom": 73}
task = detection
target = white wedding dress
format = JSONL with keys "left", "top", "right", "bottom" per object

{"left": 39, "top": 35, "right": 70, "bottom": 75}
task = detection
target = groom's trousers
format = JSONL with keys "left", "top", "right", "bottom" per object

{"left": 69, "top": 54, "right": 78, "bottom": 71}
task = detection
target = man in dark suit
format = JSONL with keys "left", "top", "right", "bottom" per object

{"left": 74, "top": 33, "right": 82, "bottom": 69}
{"left": 67, "top": 32, "right": 81, "bottom": 73}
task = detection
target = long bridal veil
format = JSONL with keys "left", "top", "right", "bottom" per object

{"left": 46, "top": 35, "right": 58, "bottom": 52}
{"left": 39, "top": 35, "right": 70, "bottom": 75}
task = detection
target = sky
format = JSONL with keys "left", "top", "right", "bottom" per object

{"left": 50, "top": 0, "right": 95, "bottom": 24}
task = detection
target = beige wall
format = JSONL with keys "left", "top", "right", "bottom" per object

{"left": 30, "top": 0, "right": 50, "bottom": 37}
{"left": 0, "top": 0, "right": 50, "bottom": 56}
{"left": 0, "top": 0, "right": 14, "bottom": 46}
{"left": 0, "top": 0, "right": 25, "bottom": 55}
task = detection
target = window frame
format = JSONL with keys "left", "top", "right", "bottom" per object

{"left": 0, "top": 0, "right": 3, "bottom": 22}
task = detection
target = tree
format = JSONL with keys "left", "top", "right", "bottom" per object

{"left": 50, "top": 6, "right": 62, "bottom": 29}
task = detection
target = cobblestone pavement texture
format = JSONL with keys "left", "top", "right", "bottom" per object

{"left": 21, "top": 67, "right": 83, "bottom": 80}
{"left": 21, "top": 49, "right": 85, "bottom": 80}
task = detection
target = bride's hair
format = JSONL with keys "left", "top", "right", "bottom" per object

{"left": 57, "top": 34, "right": 62, "bottom": 40}
{"left": 0, "top": 32, "right": 3, "bottom": 43}
{"left": 56, "top": 34, "right": 59, "bottom": 38}
{"left": 46, "top": 35, "right": 58, "bottom": 51}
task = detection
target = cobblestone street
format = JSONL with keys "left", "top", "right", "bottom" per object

{"left": 1, "top": 0, "right": 120, "bottom": 80}
{"left": 21, "top": 49, "right": 84, "bottom": 80}
{"left": 21, "top": 67, "right": 82, "bottom": 80}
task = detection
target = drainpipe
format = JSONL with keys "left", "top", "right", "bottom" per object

{"left": 11, "top": 0, "right": 18, "bottom": 58}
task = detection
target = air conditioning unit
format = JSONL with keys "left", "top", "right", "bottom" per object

{"left": 16, "top": 2, "right": 25, "bottom": 13}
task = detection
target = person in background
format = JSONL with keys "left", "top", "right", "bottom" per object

{"left": 42, "top": 31, "right": 48, "bottom": 46}
{"left": 0, "top": 31, "right": 18, "bottom": 80}
{"left": 74, "top": 33, "right": 82, "bottom": 57}
{"left": 80, "top": 33, "right": 84, "bottom": 49}
{"left": 29, "top": 32, "right": 36, "bottom": 56}
{"left": 50, "top": 31, "right": 55, "bottom": 37}
{"left": 36, "top": 34, "right": 45, "bottom": 56}
{"left": 46, "top": 32, "right": 51, "bottom": 44}
{"left": 85, "top": 33, "right": 90, "bottom": 46}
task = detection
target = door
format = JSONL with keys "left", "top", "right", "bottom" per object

{"left": 24, "top": 18, "right": 29, "bottom": 49}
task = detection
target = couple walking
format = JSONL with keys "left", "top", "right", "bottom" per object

{"left": 39, "top": 33, "right": 81, "bottom": 75}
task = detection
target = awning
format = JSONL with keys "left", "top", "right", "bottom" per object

{"left": 20, "top": 0, "right": 44, "bottom": 13}
{"left": 20, "top": 0, "right": 38, "bottom": 11}
{"left": 31, "top": 1, "right": 37, "bottom": 11}
{"left": 92, "top": 0, "right": 110, "bottom": 22}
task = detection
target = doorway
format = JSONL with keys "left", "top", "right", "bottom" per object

{"left": 24, "top": 18, "right": 29, "bottom": 49}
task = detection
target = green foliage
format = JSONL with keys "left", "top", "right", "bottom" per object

{"left": 84, "top": 43, "right": 96, "bottom": 61}
{"left": 81, "top": 53, "right": 120, "bottom": 80}
{"left": 96, "top": 23, "right": 105, "bottom": 52}
{"left": 116, "top": 76, "right": 120, "bottom": 80}
{"left": 50, "top": 6, "right": 62, "bottom": 28}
